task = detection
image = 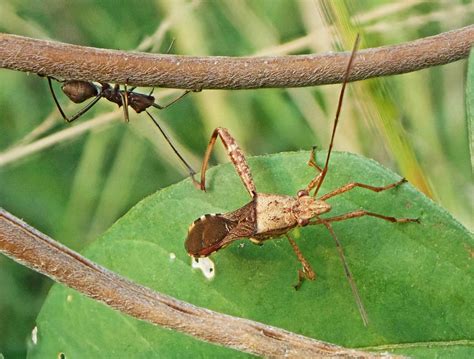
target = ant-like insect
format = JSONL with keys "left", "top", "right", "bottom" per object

{"left": 47, "top": 76, "right": 197, "bottom": 180}
{"left": 185, "top": 35, "right": 419, "bottom": 326}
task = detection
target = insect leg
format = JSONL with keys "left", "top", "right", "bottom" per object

{"left": 304, "top": 173, "right": 324, "bottom": 196}
{"left": 47, "top": 77, "right": 69, "bottom": 121}
{"left": 198, "top": 127, "right": 256, "bottom": 197}
{"left": 300, "top": 146, "right": 326, "bottom": 194}
{"left": 311, "top": 210, "right": 419, "bottom": 225}
{"left": 319, "top": 178, "right": 407, "bottom": 201}
{"left": 307, "top": 146, "right": 323, "bottom": 172}
{"left": 47, "top": 77, "right": 102, "bottom": 123}
{"left": 152, "top": 90, "right": 191, "bottom": 110}
{"left": 286, "top": 234, "right": 316, "bottom": 290}
{"left": 144, "top": 110, "right": 197, "bottom": 181}
{"left": 319, "top": 217, "right": 369, "bottom": 326}
{"left": 120, "top": 84, "right": 130, "bottom": 122}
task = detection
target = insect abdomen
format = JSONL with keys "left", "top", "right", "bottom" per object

{"left": 185, "top": 214, "right": 236, "bottom": 257}
{"left": 61, "top": 80, "right": 98, "bottom": 103}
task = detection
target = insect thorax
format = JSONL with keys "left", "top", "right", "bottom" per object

{"left": 254, "top": 193, "right": 298, "bottom": 236}
{"left": 254, "top": 193, "right": 331, "bottom": 237}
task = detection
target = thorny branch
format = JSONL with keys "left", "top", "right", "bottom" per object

{"left": 0, "top": 208, "right": 393, "bottom": 358}
{"left": 0, "top": 26, "right": 473, "bottom": 90}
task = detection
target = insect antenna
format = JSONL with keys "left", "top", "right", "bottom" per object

{"left": 144, "top": 110, "right": 197, "bottom": 180}
{"left": 319, "top": 217, "right": 369, "bottom": 326}
{"left": 311, "top": 35, "right": 369, "bottom": 325}
{"left": 313, "top": 34, "right": 360, "bottom": 197}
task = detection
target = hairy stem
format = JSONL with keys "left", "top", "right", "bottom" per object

{"left": 0, "top": 26, "right": 472, "bottom": 89}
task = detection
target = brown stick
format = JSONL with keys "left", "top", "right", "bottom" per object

{"left": 0, "top": 208, "right": 393, "bottom": 358}
{"left": 1, "top": 26, "right": 472, "bottom": 89}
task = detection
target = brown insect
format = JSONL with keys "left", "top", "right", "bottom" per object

{"left": 185, "top": 35, "right": 419, "bottom": 326}
{"left": 47, "top": 76, "right": 197, "bottom": 180}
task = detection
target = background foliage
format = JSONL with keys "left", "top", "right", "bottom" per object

{"left": 0, "top": 0, "right": 472, "bottom": 357}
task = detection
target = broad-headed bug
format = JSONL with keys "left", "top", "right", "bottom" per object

{"left": 185, "top": 35, "right": 419, "bottom": 326}
{"left": 47, "top": 76, "right": 197, "bottom": 180}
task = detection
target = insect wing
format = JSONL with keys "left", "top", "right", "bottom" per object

{"left": 185, "top": 214, "right": 236, "bottom": 257}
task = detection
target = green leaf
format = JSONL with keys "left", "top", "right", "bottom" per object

{"left": 29, "top": 152, "right": 473, "bottom": 358}
{"left": 467, "top": 47, "right": 474, "bottom": 171}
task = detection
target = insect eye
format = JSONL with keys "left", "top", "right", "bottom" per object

{"left": 298, "top": 218, "right": 309, "bottom": 226}
{"left": 297, "top": 190, "right": 308, "bottom": 198}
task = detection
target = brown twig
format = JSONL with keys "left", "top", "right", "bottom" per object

{"left": 1, "top": 26, "right": 472, "bottom": 89}
{"left": 0, "top": 208, "right": 394, "bottom": 358}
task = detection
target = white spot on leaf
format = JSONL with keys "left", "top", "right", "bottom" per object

{"left": 31, "top": 326, "right": 38, "bottom": 345}
{"left": 192, "top": 257, "right": 215, "bottom": 280}
{"left": 169, "top": 252, "right": 176, "bottom": 261}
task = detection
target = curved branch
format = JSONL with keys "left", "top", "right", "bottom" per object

{"left": 0, "top": 208, "right": 390, "bottom": 358}
{"left": 1, "top": 26, "right": 473, "bottom": 89}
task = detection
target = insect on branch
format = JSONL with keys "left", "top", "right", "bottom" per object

{"left": 0, "top": 26, "right": 472, "bottom": 89}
